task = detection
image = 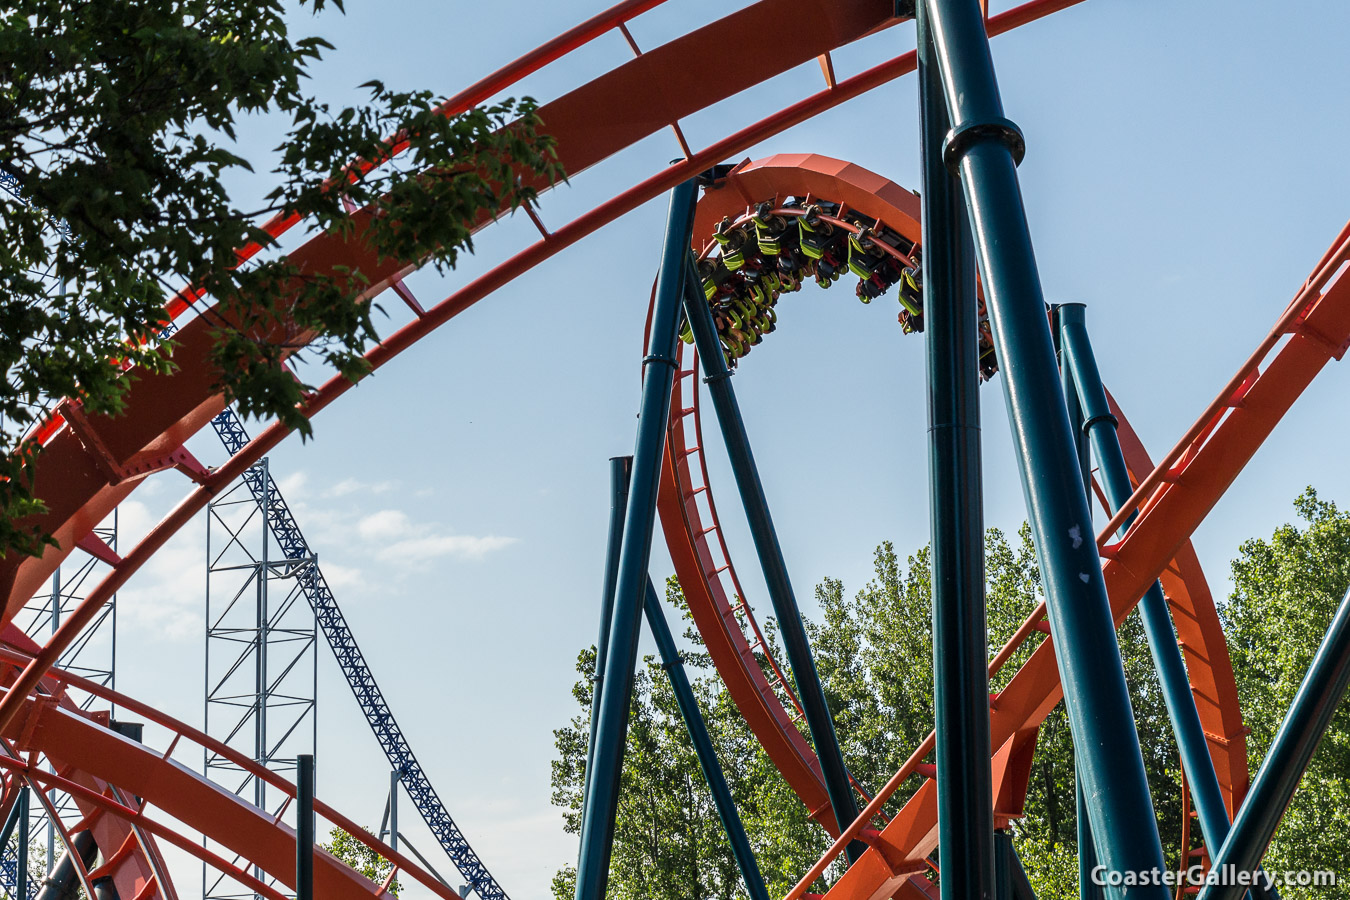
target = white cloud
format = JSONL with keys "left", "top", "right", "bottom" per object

{"left": 327, "top": 477, "right": 396, "bottom": 498}
{"left": 357, "top": 509, "right": 412, "bottom": 541}
{"left": 354, "top": 509, "right": 517, "bottom": 565}
{"left": 376, "top": 533, "right": 517, "bottom": 565}
{"left": 112, "top": 500, "right": 207, "bottom": 643}
{"left": 319, "top": 561, "right": 365, "bottom": 590}
{"left": 328, "top": 478, "right": 363, "bottom": 497}
{"left": 278, "top": 470, "right": 308, "bottom": 497}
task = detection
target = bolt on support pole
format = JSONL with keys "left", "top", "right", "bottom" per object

{"left": 584, "top": 456, "right": 634, "bottom": 803}
{"left": 643, "top": 576, "right": 771, "bottom": 900}
{"left": 1198, "top": 581, "right": 1350, "bottom": 900}
{"left": 682, "top": 258, "right": 863, "bottom": 859}
{"left": 297, "top": 754, "right": 315, "bottom": 900}
{"left": 918, "top": 1, "right": 994, "bottom": 896}
{"left": 573, "top": 179, "right": 700, "bottom": 900}
{"left": 921, "top": 0, "right": 1170, "bottom": 888}
{"left": 1057, "top": 305, "right": 1274, "bottom": 900}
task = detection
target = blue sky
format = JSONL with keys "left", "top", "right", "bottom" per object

{"left": 89, "top": 1, "right": 1350, "bottom": 896}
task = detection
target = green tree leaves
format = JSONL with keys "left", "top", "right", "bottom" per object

{"left": 550, "top": 505, "right": 1350, "bottom": 897}
{"left": 1222, "top": 488, "right": 1350, "bottom": 896}
{"left": 0, "top": 0, "right": 562, "bottom": 557}
{"left": 321, "top": 826, "right": 400, "bottom": 895}
{"left": 548, "top": 527, "right": 1202, "bottom": 898}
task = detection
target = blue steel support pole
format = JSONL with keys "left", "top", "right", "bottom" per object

{"left": 1196, "top": 581, "right": 1350, "bottom": 900}
{"left": 16, "top": 787, "right": 27, "bottom": 900}
{"left": 993, "top": 830, "right": 1012, "bottom": 900}
{"left": 919, "top": 1, "right": 994, "bottom": 895}
{"left": 643, "top": 576, "right": 770, "bottom": 900}
{"left": 1076, "top": 777, "right": 1102, "bottom": 900}
{"left": 1052, "top": 307, "right": 1103, "bottom": 900}
{"left": 0, "top": 788, "right": 22, "bottom": 850}
{"left": 584, "top": 457, "right": 634, "bottom": 803}
{"left": 922, "top": 0, "right": 1169, "bottom": 887}
{"left": 297, "top": 754, "right": 315, "bottom": 900}
{"left": 573, "top": 180, "right": 699, "bottom": 900}
{"left": 681, "top": 259, "right": 863, "bottom": 859}
{"left": 1058, "top": 305, "right": 1274, "bottom": 900}
{"left": 390, "top": 769, "right": 399, "bottom": 854}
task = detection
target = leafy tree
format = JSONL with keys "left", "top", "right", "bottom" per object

{"left": 809, "top": 529, "right": 1182, "bottom": 899}
{"left": 550, "top": 578, "right": 793, "bottom": 900}
{"left": 550, "top": 528, "right": 1188, "bottom": 899}
{"left": 1222, "top": 488, "right": 1350, "bottom": 897}
{"left": 0, "top": 0, "right": 562, "bottom": 555}
{"left": 321, "top": 826, "right": 400, "bottom": 895}
{"left": 987, "top": 526, "right": 1184, "bottom": 898}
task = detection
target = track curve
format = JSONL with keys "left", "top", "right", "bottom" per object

{"left": 0, "top": 641, "right": 467, "bottom": 900}
{"left": 657, "top": 154, "right": 1261, "bottom": 899}
{"left": 0, "top": 10, "right": 1099, "bottom": 883}
{"left": 0, "top": 624, "right": 171, "bottom": 900}
{"left": 0, "top": 0, "right": 1087, "bottom": 620}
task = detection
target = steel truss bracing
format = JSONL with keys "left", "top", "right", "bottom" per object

{"left": 3, "top": 514, "right": 121, "bottom": 900}
{"left": 204, "top": 456, "right": 318, "bottom": 900}
{"left": 0, "top": 791, "right": 35, "bottom": 900}
{"left": 211, "top": 408, "right": 508, "bottom": 900}
{"left": 20, "top": 514, "right": 118, "bottom": 695}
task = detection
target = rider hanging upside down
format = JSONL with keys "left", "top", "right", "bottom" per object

{"left": 693, "top": 203, "right": 935, "bottom": 367}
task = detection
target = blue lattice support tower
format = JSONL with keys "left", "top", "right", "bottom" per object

{"left": 211, "top": 407, "right": 510, "bottom": 900}
{"left": 9, "top": 145, "right": 502, "bottom": 900}
{"left": 204, "top": 455, "right": 319, "bottom": 900}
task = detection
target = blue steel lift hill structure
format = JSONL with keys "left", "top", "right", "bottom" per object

{"left": 2, "top": 138, "right": 505, "bottom": 900}
{"left": 203, "top": 453, "right": 319, "bottom": 900}
{"left": 209, "top": 408, "right": 506, "bottom": 900}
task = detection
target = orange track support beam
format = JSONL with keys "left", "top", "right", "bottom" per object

{"left": 815, "top": 236, "right": 1350, "bottom": 900}
{"left": 0, "top": 0, "right": 1083, "bottom": 621}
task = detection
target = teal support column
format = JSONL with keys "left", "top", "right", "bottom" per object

{"left": 589, "top": 451, "right": 768, "bottom": 900}
{"left": 1076, "top": 776, "right": 1103, "bottom": 900}
{"left": 1197, "top": 581, "right": 1350, "bottom": 900}
{"left": 584, "top": 456, "right": 634, "bottom": 802}
{"left": 16, "top": 786, "right": 29, "bottom": 900}
{"left": 682, "top": 258, "right": 863, "bottom": 859}
{"left": 994, "top": 830, "right": 1013, "bottom": 900}
{"left": 296, "top": 754, "right": 314, "bottom": 900}
{"left": 1010, "top": 841, "right": 1038, "bottom": 900}
{"left": 574, "top": 180, "right": 700, "bottom": 900}
{"left": 921, "top": 0, "right": 1169, "bottom": 889}
{"left": 919, "top": 1, "right": 994, "bottom": 896}
{"left": 0, "top": 786, "right": 23, "bottom": 849}
{"left": 1051, "top": 306, "right": 1103, "bottom": 900}
{"left": 1058, "top": 304, "right": 1275, "bottom": 900}
{"left": 643, "top": 577, "right": 770, "bottom": 900}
